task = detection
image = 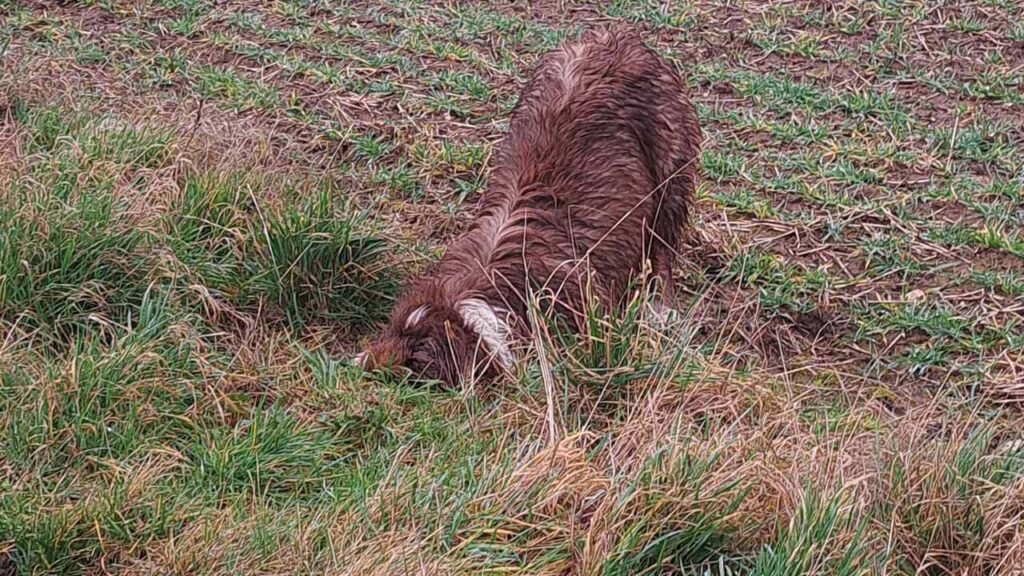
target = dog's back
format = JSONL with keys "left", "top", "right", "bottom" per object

{"left": 435, "top": 27, "right": 701, "bottom": 319}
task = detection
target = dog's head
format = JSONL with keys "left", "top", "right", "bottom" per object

{"left": 356, "top": 283, "right": 515, "bottom": 387}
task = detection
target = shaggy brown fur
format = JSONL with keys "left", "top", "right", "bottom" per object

{"left": 359, "top": 28, "right": 702, "bottom": 386}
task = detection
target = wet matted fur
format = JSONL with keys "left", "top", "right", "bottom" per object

{"left": 358, "top": 27, "right": 702, "bottom": 386}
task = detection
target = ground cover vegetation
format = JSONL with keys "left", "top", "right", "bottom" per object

{"left": 1, "top": 0, "right": 1022, "bottom": 574}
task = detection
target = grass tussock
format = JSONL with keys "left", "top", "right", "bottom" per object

{"left": 165, "top": 174, "right": 396, "bottom": 326}
{"left": 0, "top": 186, "right": 151, "bottom": 343}
{"left": 0, "top": 103, "right": 173, "bottom": 343}
{"left": 1, "top": 102, "right": 397, "bottom": 349}
{"left": 878, "top": 419, "right": 1024, "bottom": 574}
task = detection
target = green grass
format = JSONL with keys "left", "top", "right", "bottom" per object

{"left": 2, "top": 102, "right": 396, "bottom": 341}
{"left": 163, "top": 174, "right": 397, "bottom": 326}
{"left": 0, "top": 104, "right": 169, "bottom": 345}
{"left": 1, "top": 292, "right": 208, "bottom": 573}
{"left": 248, "top": 189, "right": 396, "bottom": 325}
{"left": 878, "top": 425, "right": 1024, "bottom": 573}
{"left": 2, "top": 0, "right": 1023, "bottom": 573}
{"left": 750, "top": 490, "right": 869, "bottom": 576}
{"left": 3, "top": 291, "right": 193, "bottom": 473}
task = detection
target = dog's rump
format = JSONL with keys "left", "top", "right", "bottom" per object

{"left": 433, "top": 28, "right": 701, "bottom": 319}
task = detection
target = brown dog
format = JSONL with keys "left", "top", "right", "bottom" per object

{"left": 357, "top": 28, "right": 701, "bottom": 386}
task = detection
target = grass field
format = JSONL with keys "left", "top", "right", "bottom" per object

{"left": 1, "top": 0, "right": 1023, "bottom": 574}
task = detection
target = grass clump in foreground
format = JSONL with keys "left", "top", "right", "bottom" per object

{"left": 878, "top": 424, "right": 1024, "bottom": 574}
{"left": 1, "top": 292, "right": 206, "bottom": 574}
{"left": 0, "top": 103, "right": 171, "bottom": 345}
{"left": 165, "top": 175, "right": 396, "bottom": 326}
{"left": 3, "top": 286, "right": 1021, "bottom": 574}
{"left": 1, "top": 102, "right": 397, "bottom": 342}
